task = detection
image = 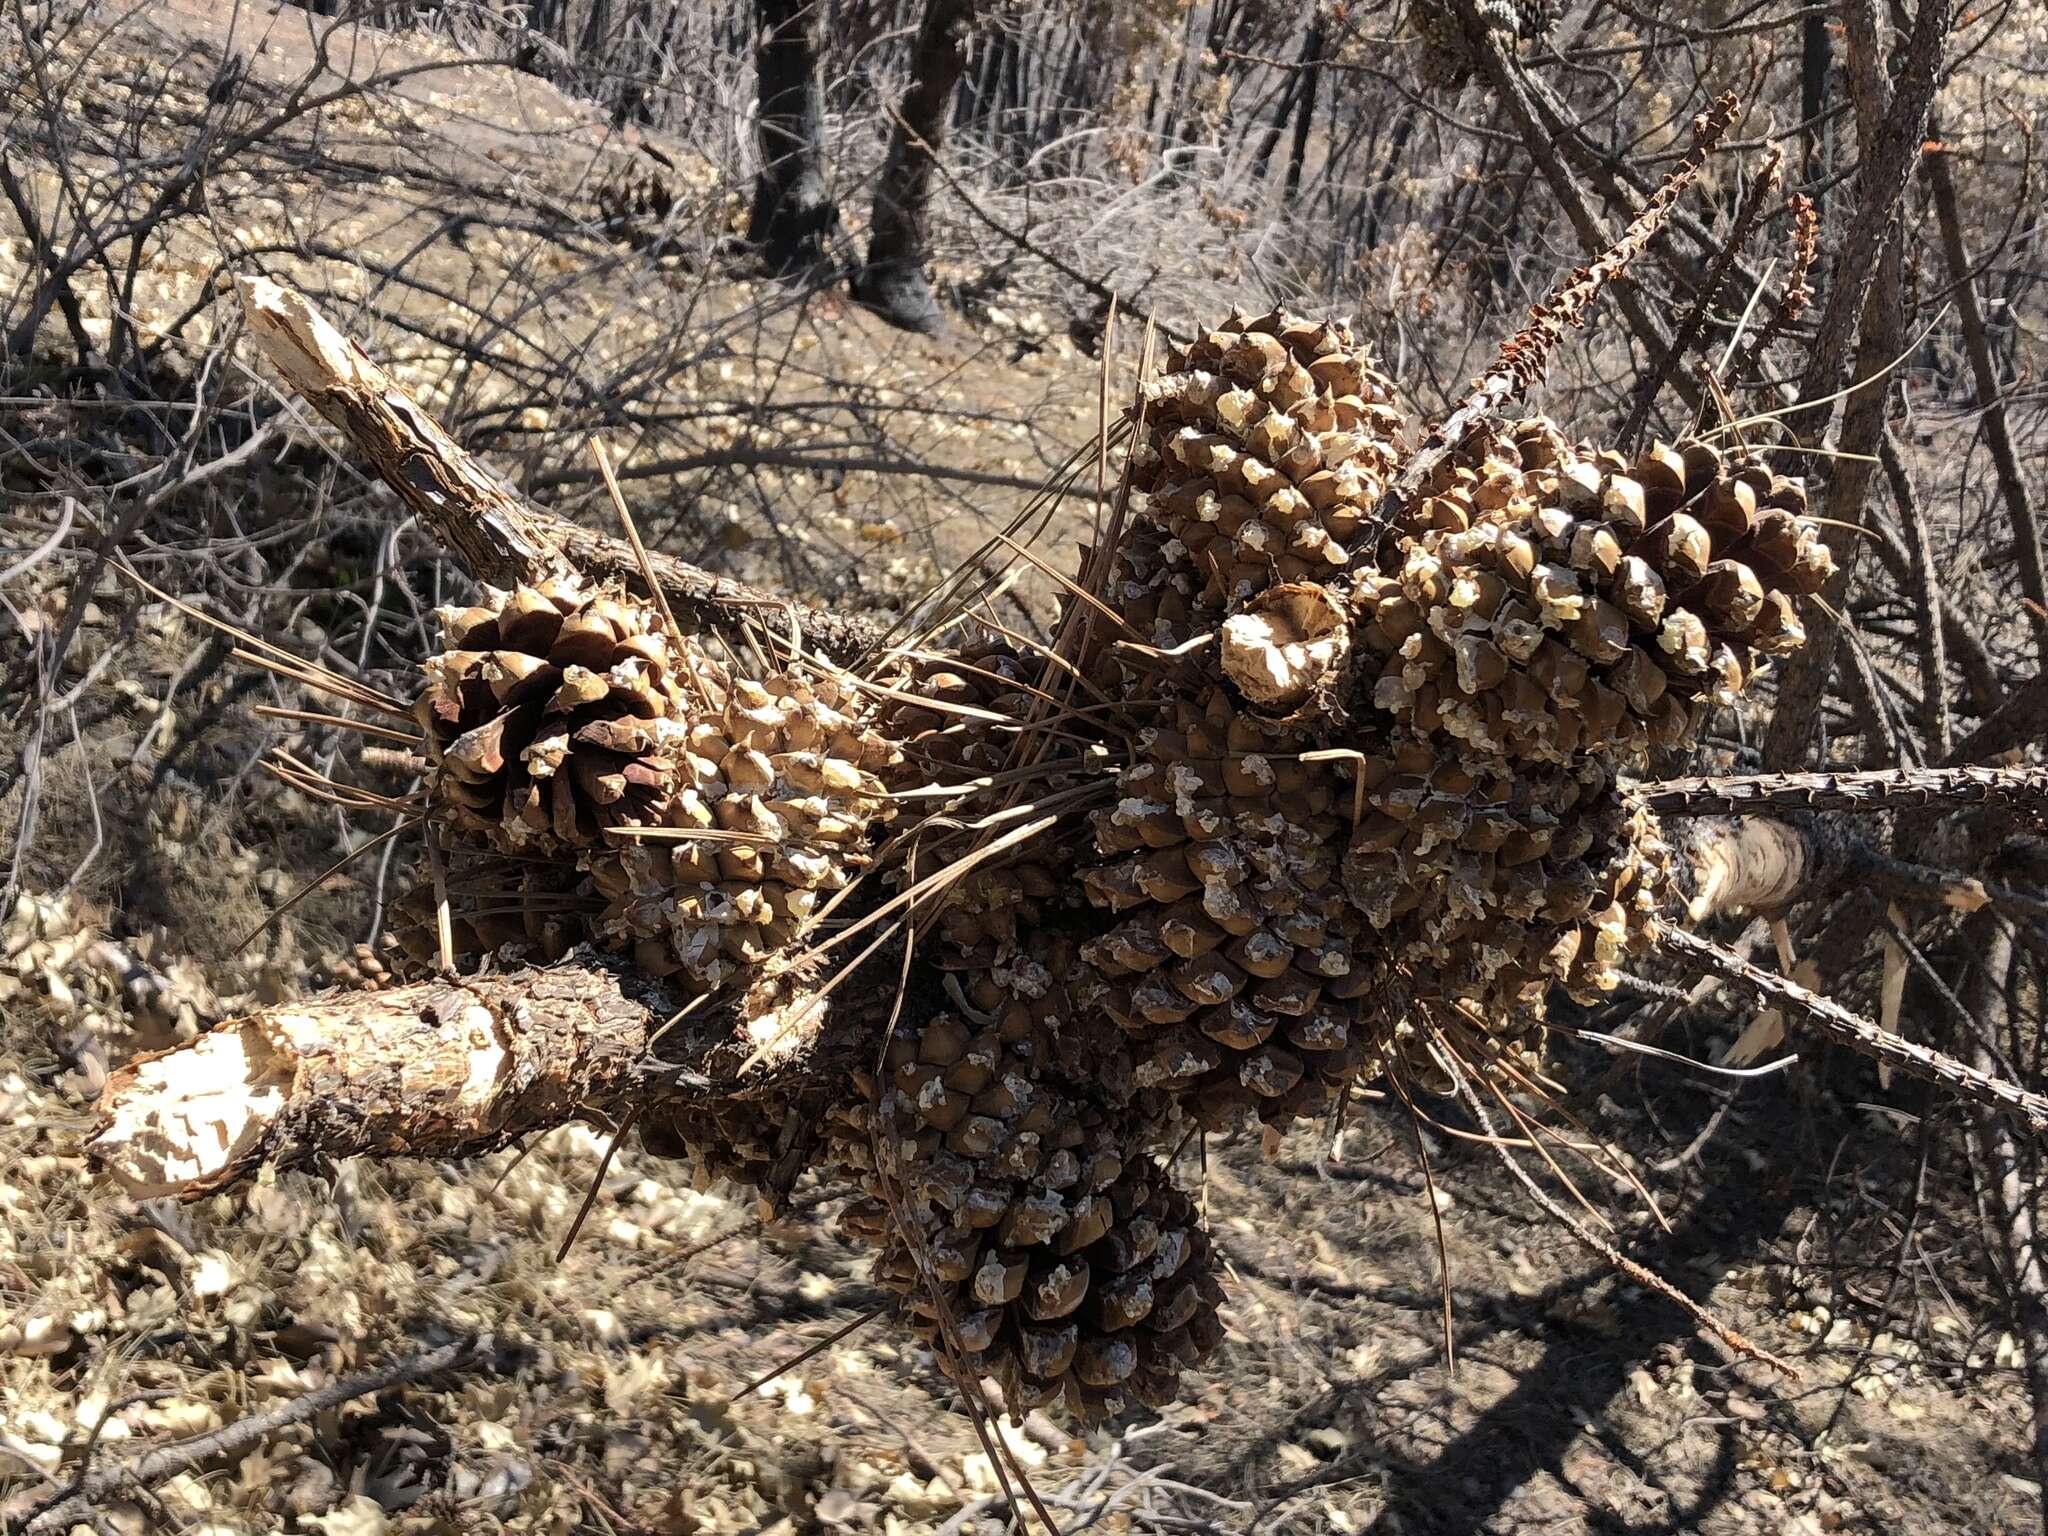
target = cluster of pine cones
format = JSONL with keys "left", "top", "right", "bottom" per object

{"left": 1403, "top": 0, "right": 1558, "bottom": 92}
{"left": 389, "top": 309, "right": 1830, "bottom": 1422}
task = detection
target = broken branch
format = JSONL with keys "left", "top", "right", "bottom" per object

{"left": 88, "top": 955, "right": 675, "bottom": 1199}
{"left": 1657, "top": 925, "right": 2048, "bottom": 1134}
{"left": 235, "top": 276, "right": 888, "bottom": 664}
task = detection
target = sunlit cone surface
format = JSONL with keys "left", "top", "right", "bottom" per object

{"left": 1361, "top": 421, "right": 1830, "bottom": 765}
{"left": 1078, "top": 688, "right": 1377, "bottom": 1128}
{"left": 1069, "top": 312, "right": 1413, "bottom": 1125}
{"left": 1077, "top": 376, "right": 1835, "bottom": 1121}
{"left": 1122, "top": 309, "right": 1408, "bottom": 640}
{"left": 587, "top": 664, "right": 898, "bottom": 993}
{"left": 416, "top": 575, "right": 708, "bottom": 850}
{"left": 1338, "top": 419, "right": 1823, "bottom": 1046}
{"left": 1339, "top": 762, "right": 1677, "bottom": 1035}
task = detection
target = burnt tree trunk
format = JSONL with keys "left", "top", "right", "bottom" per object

{"left": 748, "top": 0, "right": 840, "bottom": 276}
{"left": 1248, "top": 68, "right": 1301, "bottom": 189}
{"left": 1284, "top": 17, "right": 1325, "bottom": 202}
{"left": 855, "top": 0, "right": 974, "bottom": 334}
{"left": 1799, "top": 8, "right": 1833, "bottom": 193}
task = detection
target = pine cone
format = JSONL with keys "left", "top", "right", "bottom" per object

{"left": 639, "top": 1088, "right": 829, "bottom": 1207}
{"left": 1405, "top": 0, "right": 1556, "bottom": 93}
{"left": 416, "top": 576, "right": 708, "bottom": 851}
{"left": 1360, "top": 425, "right": 1830, "bottom": 765}
{"left": 586, "top": 665, "right": 896, "bottom": 992}
{"left": 1341, "top": 761, "right": 1674, "bottom": 1024}
{"left": 881, "top": 635, "right": 1114, "bottom": 965}
{"left": 1078, "top": 688, "right": 1376, "bottom": 1129}
{"left": 1125, "top": 310, "right": 1408, "bottom": 634}
{"left": 829, "top": 939, "right": 1220, "bottom": 1421}
{"left": 884, "top": 638, "right": 1039, "bottom": 780}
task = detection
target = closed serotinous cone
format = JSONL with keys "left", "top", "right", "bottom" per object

{"left": 1336, "top": 418, "right": 1828, "bottom": 1059}
{"left": 1069, "top": 311, "right": 1411, "bottom": 1129}
{"left": 1072, "top": 341, "right": 1837, "bottom": 1126}
{"left": 586, "top": 662, "right": 898, "bottom": 994}
{"left": 1359, "top": 421, "right": 1828, "bottom": 766}
{"left": 828, "top": 934, "right": 1223, "bottom": 1422}
{"left": 1118, "top": 308, "right": 1409, "bottom": 641}
{"left": 880, "top": 637, "right": 1073, "bottom": 964}
{"left": 1080, "top": 688, "right": 1377, "bottom": 1130}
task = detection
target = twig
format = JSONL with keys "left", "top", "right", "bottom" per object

{"left": 1620, "top": 146, "right": 1783, "bottom": 448}
{"left": 1369, "top": 92, "right": 1739, "bottom": 537}
{"left": 234, "top": 276, "right": 887, "bottom": 664}
{"left": 1657, "top": 926, "right": 2048, "bottom": 1134}
{"left": 880, "top": 101, "right": 1184, "bottom": 345}
{"left": 1731, "top": 194, "right": 1819, "bottom": 380}
{"left": 17, "top": 1337, "right": 490, "bottom": 1535}
{"left": 1634, "top": 765, "right": 2048, "bottom": 817}
{"left": 1925, "top": 139, "right": 2048, "bottom": 663}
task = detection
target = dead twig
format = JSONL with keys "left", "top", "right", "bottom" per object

{"left": 1657, "top": 925, "right": 2048, "bottom": 1134}
{"left": 16, "top": 1337, "right": 491, "bottom": 1535}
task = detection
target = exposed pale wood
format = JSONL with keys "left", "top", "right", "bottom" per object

{"left": 1667, "top": 815, "right": 1820, "bottom": 921}
{"left": 237, "top": 275, "right": 564, "bottom": 586}
{"left": 89, "top": 954, "right": 674, "bottom": 1198}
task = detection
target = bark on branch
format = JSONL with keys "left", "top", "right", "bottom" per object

{"left": 1658, "top": 926, "right": 2048, "bottom": 1134}
{"left": 88, "top": 956, "right": 674, "bottom": 1198}
{"left": 1636, "top": 765, "right": 2048, "bottom": 818}
{"left": 237, "top": 275, "right": 564, "bottom": 586}
{"left": 235, "top": 276, "right": 888, "bottom": 664}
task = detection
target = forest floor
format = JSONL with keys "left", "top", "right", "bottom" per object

{"left": 2, "top": 3, "right": 2042, "bottom": 1534}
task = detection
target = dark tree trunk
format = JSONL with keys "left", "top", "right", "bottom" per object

{"left": 1283, "top": 18, "right": 1325, "bottom": 202}
{"left": 576, "top": 0, "right": 611, "bottom": 63}
{"left": 748, "top": 0, "right": 840, "bottom": 276}
{"left": 1799, "top": 9, "right": 1833, "bottom": 204}
{"left": 1249, "top": 59, "right": 1303, "bottom": 188}
{"left": 1364, "top": 103, "right": 1417, "bottom": 251}
{"left": 857, "top": 0, "right": 973, "bottom": 333}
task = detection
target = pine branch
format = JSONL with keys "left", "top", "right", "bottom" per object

{"left": 1656, "top": 925, "right": 2048, "bottom": 1134}
{"left": 234, "top": 276, "right": 888, "bottom": 664}
{"left": 1636, "top": 764, "right": 2048, "bottom": 817}
{"left": 1619, "top": 144, "right": 1783, "bottom": 448}
{"left": 87, "top": 954, "right": 683, "bottom": 1198}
